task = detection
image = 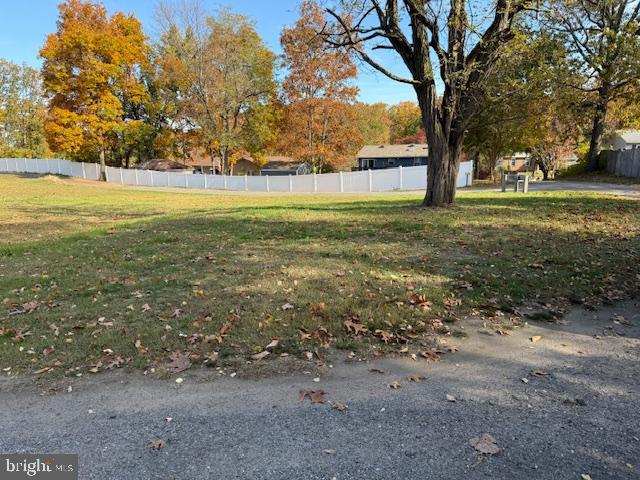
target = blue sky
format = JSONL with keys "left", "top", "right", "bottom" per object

{"left": 0, "top": 0, "right": 417, "bottom": 105}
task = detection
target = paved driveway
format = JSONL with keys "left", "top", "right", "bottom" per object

{"left": 1, "top": 301, "right": 638, "bottom": 479}
{"left": 467, "top": 180, "right": 640, "bottom": 197}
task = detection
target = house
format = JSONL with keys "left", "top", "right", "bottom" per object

{"left": 604, "top": 130, "right": 640, "bottom": 150}
{"left": 183, "top": 153, "right": 259, "bottom": 175}
{"left": 355, "top": 144, "right": 428, "bottom": 170}
{"left": 183, "top": 154, "right": 221, "bottom": 174}
{"left": 232, "top": 156, "right": 260, "bottom": 176}
{"left": 500, "top": 152, "right": 532, "bottom": 172}
{"left": 137, "top": 159, "right": 191, "bottom": 172}
{"left": 260, "top": 156, "right": 311, "bottom": 176}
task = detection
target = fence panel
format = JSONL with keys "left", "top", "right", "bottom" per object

{"left": 342, "top": 170, "right": 369, "bottom": 192}
{"left": 167, "top": 171, "right": 188, "bottom": 188}
{"left": 371, "top": 168, "right": 399, "bottom": 192}
{"left": 401, "top": 166, "right": 427, "bottom": 190}
{"left": 188, "top": 173, "right": 206, "bottom": 189}
{"left": 246, "top": 176, "right": 267, "bottom": 191}
{"left": 604, "top": 149, "right": 640, "bottom": 179}
{"left": 291, "top": 174, "right": 314, "bottom": 192}
{"left": 121, "top": 169, "right": 138, "bottom": 185}
{"left": 226, "top": 176, "right": 244, "bottom": 190}
{"left": 316, "top": 172, "right": 341, "bottom": 193}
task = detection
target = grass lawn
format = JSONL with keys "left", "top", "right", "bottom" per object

{"left": 1, "top": 173, "right": 639, "bottom": 379}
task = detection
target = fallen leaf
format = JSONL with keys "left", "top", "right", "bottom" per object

{"left": 323, "top": 449, "right": 337, "bottom": 455}
{"left": 145, "top": 439, "right": 166, "bottom": 450}
{"left": 407, "top": 374, "right": 425, "bottom": 383}
{"left": 299, "top": 389, "right": 326, "bottom": 403}
{"left": 204, "top": 351, "right": 219, "bottom": 363}
{"left": 529, "top": 370, "right": 549, "bottom": 377}
{"left": 265, "top": 338, "right": 279, "bottom": 350}
{"left": 134, "top": 339, "right": 148, "bottom": 353}
{"left": 530, "top": 335, "right": 542, "bottom": 343}
{"left": 369, "top": 368, "right": 386, "bottom": 374}
{"left": 446, "top": 394, "right": 456, "bottom": 402}
{"left": 165, "top": 352, "right": 191, "bottom": 373}
{"left": 251, "top": 350, "right": 270, "bottom": 361}
{"left": 33, "top": 367, "right": 52, "bottom": 375}
{"left": 419, "top": 349, "right": 442, "bottom": 362}
{"left": 281, "top": 303, "right": 294, "bottom": 311}
{"left": 344, "top": 319, "right": 368, "bottom": 335}
{"left": 330, "top": 401, "right": 348, "bottom": 411}
{"left": 387, "top": 381, "right": 401, "bottom": 389}
{"left": 469, "top": 433, "right": 500, "bottom": 455}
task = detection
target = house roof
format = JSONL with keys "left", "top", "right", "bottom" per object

{"left": 183, "top": 155, "right": 221, "bottom": 168}
{"left": 357, "top": 144, "right": 429, "bottom": 159}
{"left": 262, "top": 156, "right": 302, "bottom": 170}
{"left": 614, "top": 130, "right": 640, "bottom": 144}
{"left": 137, "top": 159, "right": 190, "bottom": 171}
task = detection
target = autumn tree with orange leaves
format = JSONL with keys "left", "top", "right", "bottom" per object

{"left": 40, "top": 0, "right": 148, "bottom": 179}
{"left": 279, "top": 1, "right": 361, "bottom": 172}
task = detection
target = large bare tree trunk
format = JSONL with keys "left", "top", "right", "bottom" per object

{"left": 423, "top": 137, "right": 462, "bottom": 206}
{"left": 416, "top": 86, "right": 464, "bottom": 207}
{"left": 586, "top": 87, "right": 610, "bottom": 172}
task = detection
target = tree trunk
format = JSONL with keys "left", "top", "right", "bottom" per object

{"left": 415, "top": 85, "right": 464, "bottom": 207}
{"left": 586, "top": 88, "right": 610, "bottom": 172}
{"left": 209, "top": 145, "right": 216, "bottom": 174}
{"left": 99, "top": 145, "right": 106, "bottom": 181}
{"left": 423, "top": 138, "right": 462, "bottom": 207}
{"left": 541, "top": 166, "right": 549, "bottom": 180}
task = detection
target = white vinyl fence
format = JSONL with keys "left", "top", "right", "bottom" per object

{"left": 0, "top": 157, "right": 474, "bottom": 193}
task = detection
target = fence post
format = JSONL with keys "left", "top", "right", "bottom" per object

{"left": 5, "top": 158, "right": 9, "bottom": 172}
{"left": 368, "top": 169, "right": 373, "bottom": 192}
{"left": 57, "top": 159, "right": 62, "bottom": 175}
{"left": 266, "top": 175, "right": 270, "bottom": 192}
{"left": 398, "top": 166, "right": 403, "bottom": 190}
{"left": 245, "top": 174, "right": 248, "bottom": 191}
{"left": 339, "top": 171, "right": 344, "bottom": 193}
{"left": 185, "top": 171, "right": 189, "bottom": 188}
{"left": 150, "top": 171, "right": 154, "bottom": 187}
{"left": 204, "top": 173, "right": 208, "bottom": 189}
{"left": 223, "top": 175, "right": 227, "bottom": 190}
{"left": 313, "top": 172, "right": 318, "bottom": 192}
{"left": 289, "top": 174, "right": 293, "bottom": 192}
{"left": 119, "top": 167, "right": 124, "bottom": 184}
{"left": 134, "top": 169, "right": 139, "bottom": 185}
{"left": 81, "top": 162, "right": 86, "bottom": 179}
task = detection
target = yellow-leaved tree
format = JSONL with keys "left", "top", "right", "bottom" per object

{"left": 40, "top": 0, "right": 148, "bottom": 180}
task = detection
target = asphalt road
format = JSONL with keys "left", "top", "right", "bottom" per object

{"left": 1, "top": 300, "right": 638, "bottom": 479}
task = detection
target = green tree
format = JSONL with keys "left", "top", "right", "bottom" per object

{"left": 465, "top": 30, "right": 579, "bottom": 179}
{"left": 548, "top": 0, "right": 640, "bottom": 171}
{"left": 0, "top": 59, "right": 49, "bottom": 158}
{"left": 156, "top": 2, "right": 276, "bottom": 173}
{"left": 353, "top": 102, "right": 391, "bottom": 145}
{"left": 388, "top": 102, "right": 422, "bottom": 143}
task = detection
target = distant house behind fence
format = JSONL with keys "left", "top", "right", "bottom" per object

{"left": 604, "top": 130, "right": 640, "bottom": 151}
{"left": 356, "top": 144, "right": 429, "bottom": 171}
